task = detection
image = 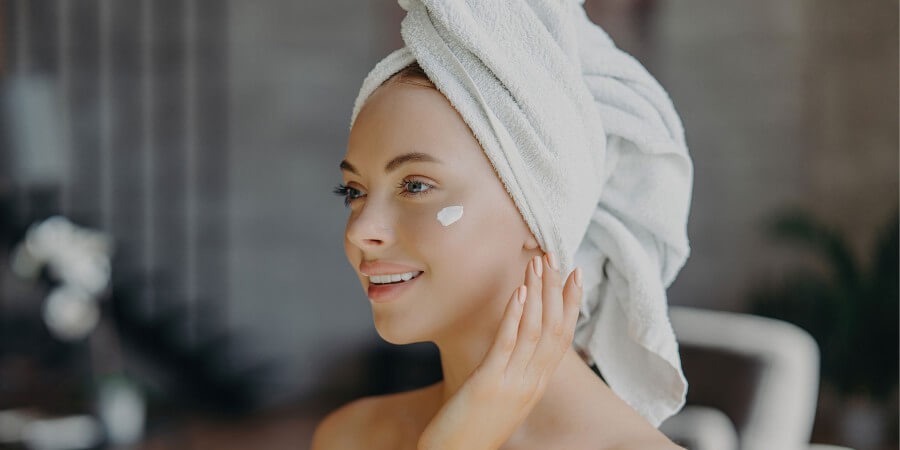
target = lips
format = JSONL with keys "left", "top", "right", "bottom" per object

{"left": 360, "top": 260, "right": 424, "bottom": 276}
{"left": 367, "top": 270, "right": 423, "bottom": 303}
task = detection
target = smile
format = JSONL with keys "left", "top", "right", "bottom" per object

{"left": 369, "top": 271, "right": 424, "bottom": 285}
{"left": 367, "top": 271, "right": 424, "bottom": 303}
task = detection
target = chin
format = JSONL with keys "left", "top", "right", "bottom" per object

{"left": 376, "top": 330, "right": 417, "bottom": 345}
{"left": 372, "top": 314, "right": 433, "bottom": 345}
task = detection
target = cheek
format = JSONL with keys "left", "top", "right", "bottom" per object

{"left": 407, "top": 201, "right": 520, "bottom": 291}
{"left": 399, "top": 203, "right": 469, "bottom": 251}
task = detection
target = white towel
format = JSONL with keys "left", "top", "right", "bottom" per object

{"left": 349, "top": 0, "right": 693, "bottom": 428}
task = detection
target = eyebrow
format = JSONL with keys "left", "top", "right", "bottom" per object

{"left": 339, "top": 152, "right": 443, "bottom": 175}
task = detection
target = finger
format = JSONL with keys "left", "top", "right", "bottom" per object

{"left": 528, "top": 252, "right": 566, "bottom": 373}
{"left": 527, "top": 269, "right": 583, "bottom": 394}
{"left": 561, "top": 267, "right": 583, "bottom": 342}
{"left": 540, "top": 252, "right": 563, "bottom": 342}
{"left": 480, "top": 285, "right": 526, "bottom": 373}
{"left": 507, "top": 255, "right": 543, "bottom": 376}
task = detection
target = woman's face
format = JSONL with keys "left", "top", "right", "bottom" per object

{"left": 341, "top": 79, "right": 538, "bottom": 344}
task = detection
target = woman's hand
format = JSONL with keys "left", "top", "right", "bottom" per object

{"left": 418, "top": 251, "right": 583, "bottom": 450}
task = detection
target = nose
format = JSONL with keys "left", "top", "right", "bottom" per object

{"left": 345, "top": 201, "right": 396, "bottom": 251}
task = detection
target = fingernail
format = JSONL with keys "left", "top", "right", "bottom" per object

{"left": 547, "top": 252, "right": 558, "bottom": 270}
{"left": 533, "top": 255, "right": 542, "bottom": 278}
{"left": 518, "top": 285, "right": 527, "bottom": 304}
{"left": 574, "top": 267, "right": 583, "bottom": 288}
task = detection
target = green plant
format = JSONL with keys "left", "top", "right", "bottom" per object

{"left": 749, "top": 207, "right": 898, "bottom": 401}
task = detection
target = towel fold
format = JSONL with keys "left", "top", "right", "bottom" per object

{"left": 349, "top": 0, "right": 693, "bottom": 428}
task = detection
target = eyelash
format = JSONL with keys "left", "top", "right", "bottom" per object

{"left": 332, "top": 179, "right": 435, "bottom": 207}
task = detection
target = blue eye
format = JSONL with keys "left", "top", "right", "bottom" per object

{"left": 332, "top": 183, "right": 363, "bottom": 207}
{"left": 332, "top": 179, "right": 435, "bottom": 208}
{"left": 397, "top": 179, "right": 434, "bottom": 197}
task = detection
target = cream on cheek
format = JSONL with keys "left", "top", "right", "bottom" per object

{"left": 436, "top": 205, "right": 464, "bottom": 226}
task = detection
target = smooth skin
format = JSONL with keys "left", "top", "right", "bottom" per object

{"left": 313, "top": 76, "right": 684, "bottom": 449}
{"left": 417, "top": 252, "right": 584, "bottom": 449}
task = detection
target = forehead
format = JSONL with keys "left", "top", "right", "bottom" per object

{"left": 344, "top": 81, "right": 484, "bottom": 172}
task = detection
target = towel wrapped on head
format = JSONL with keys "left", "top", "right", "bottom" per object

{"left": 350, "top": 0, "right": 693, "bottom": 428}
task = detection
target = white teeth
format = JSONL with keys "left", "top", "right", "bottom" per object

{"left": 369, "top": 271, "right": 421, "bottom": 285}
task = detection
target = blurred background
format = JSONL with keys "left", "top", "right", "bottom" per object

{"left": 0, "top": 0, "right": 896, "bottom": 449}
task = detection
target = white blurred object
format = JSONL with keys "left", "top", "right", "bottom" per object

{"left": 97, "top": 378, "right": 145, "bottom": 445}
{"left": 0, "top": 409, "right": 36, "bottom": 444}
{"left": 660, "top": 306, "right": 834, "bottom": 450}
{"left": 12, "top": 216, "right": 113, "bottom": 296}
{"left": 20, "top": 415, "right": 102, "bottom": 450}
{"left": 42, "top": 286, "right": 100, "bottom": 341}
{"left": 10, "top": 216, "right": 113, "bottom": 341}
{"left": 4, "top": 75, "right": 68, "bottom": 187}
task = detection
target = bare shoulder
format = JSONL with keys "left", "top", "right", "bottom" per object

{"left": 554, "top": 402, "right": 686, "bottom": 450}
{"left": 311, "top": 384, "right": 440, "bottom": 450}
{"left": 310, "top": 396, "right": 378, "bottom": 450}
{"left": 517, "top": 430, "right": 685, "bottom": 450}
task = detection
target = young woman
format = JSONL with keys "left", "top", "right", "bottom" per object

{"left": 311, "top": 62, "right": 685, "bottom": 450}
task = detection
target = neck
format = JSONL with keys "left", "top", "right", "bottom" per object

{"left": 432, "top": 320, "right": 606, "bottom": 431}
{"left": 432, "top": 295, "right": 508, "bottom": 403}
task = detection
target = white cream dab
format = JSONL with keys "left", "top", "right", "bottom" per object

{"left": 436, "top": 205, "right": 464, "bottom": 226}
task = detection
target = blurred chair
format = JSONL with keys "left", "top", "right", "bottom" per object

{"left": 658, "top": 306, "right": 846, "bottom": 450}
